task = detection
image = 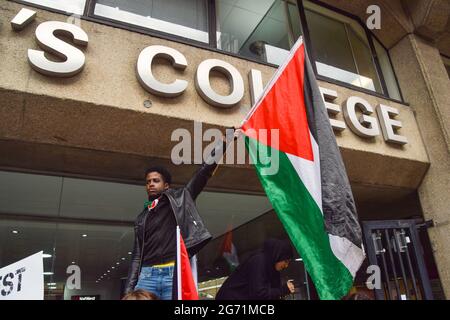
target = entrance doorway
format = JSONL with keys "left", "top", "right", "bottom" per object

{"left": 362, "top": 219, "right": 434, "bottom": 300}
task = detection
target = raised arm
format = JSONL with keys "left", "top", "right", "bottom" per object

{"left": 186, "top": 139, "right": 227, "bottom": 200}
{"left": 186, "top": 129, "right": 241, "bottom": 200}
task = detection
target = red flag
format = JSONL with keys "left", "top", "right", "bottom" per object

{"left": 176, "top": 226, "right": 198, "bottom": 300}
{"left": 220, "top": 228, "right": 239, "bottom": 271}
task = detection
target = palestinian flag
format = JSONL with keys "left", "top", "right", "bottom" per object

{"left": 176, "top": 226, "right": 198, "bottom": 300}
{"left": 241, "top": 38, "right": 365, "bottom": 300}
{"left": 220, "top": 229, "right": 239, "bottom": 272}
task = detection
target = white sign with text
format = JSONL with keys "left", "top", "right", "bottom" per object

{"left": 0, "top": 251, "right": 44, "bottom": 300}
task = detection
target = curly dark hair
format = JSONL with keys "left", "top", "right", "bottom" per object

{"left": 145, "top": 166, "right": 172, "bottom": 184}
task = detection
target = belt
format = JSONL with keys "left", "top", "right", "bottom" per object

{"left": 152, "top": 261, "right": 175, "bottom": 268}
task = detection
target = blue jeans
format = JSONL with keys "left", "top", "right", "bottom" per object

{"left": 135, "top": 266, "right": 174, "bottom": 300}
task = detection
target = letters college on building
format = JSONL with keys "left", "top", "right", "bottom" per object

{"left": 1, "top": 0, "right": 449, "bottom": 300}
{"left": 24, "top": 18, "right": 408, "bottom": 145}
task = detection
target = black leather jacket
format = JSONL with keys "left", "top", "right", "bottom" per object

{"left": 124, "top": 141, "right": 227, "bottom": 294}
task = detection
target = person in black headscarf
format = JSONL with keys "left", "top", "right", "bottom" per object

{"left": 215, "top": 238, "right": 295, "bottom": 300}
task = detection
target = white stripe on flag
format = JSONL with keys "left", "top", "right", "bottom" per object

{"left": 329, "top": 234, "right": 365, "bottom": 277}
{"left": 190, "top": 255, "right": 198, "bottom": 289}
{"left": 286, "top": 132, "right": 322, "bottom": 212}
{"left": 176, "top": 225, "right": 181, "bottom": 300}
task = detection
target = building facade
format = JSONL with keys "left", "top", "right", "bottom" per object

{"left": 0, "top": 0, "right": 449, "bottom": 300}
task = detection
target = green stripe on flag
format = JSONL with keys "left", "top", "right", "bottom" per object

{"left": 245, "top": 136, "right": 353, "bottom": 300}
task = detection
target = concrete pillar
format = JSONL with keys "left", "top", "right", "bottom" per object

{"left": 390, "top": 34, "right": 450, "bottom": 298}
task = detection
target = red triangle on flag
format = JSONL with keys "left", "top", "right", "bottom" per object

{"left": 242, "top": 42, "right": 314, "bottom": 162}
{"left": 221, "top": 229, "right": 233, "bottom": 254}
{"left": 177, "top": 229, "right": 199, "bottom": 300}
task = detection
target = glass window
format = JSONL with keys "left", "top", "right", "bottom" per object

{"left": 216, "top": 0, "right": 303, "bottom": 66}
{"left": 0, "top": 171, "right": 140, "bottom": 300}
{"left": 20, "top": 0, "right": 87, "bottom": 15}
{"left": 304, "top": 0, "right": 384, "bottom": 94}
{"left": 1, "top": 170, "right": 296, "bottom": 300}
{"left": 93, "top": 0, "right": 209, "bottom": 43}
{"left": 374, "top": 38, "right": 402, "bottom": 101}
{"left": 197, "top": 210, "right": 311, "bottom": 300}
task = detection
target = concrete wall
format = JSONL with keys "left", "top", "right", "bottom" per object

{"left": 0, "top": 1, "right": 429, "bottom": 196}
{"left": 390, "top": 34, "right": 450, "bottom": 299}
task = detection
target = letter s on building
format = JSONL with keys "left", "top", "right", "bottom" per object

{"left": 28, "top": 21, "right": 88, "bottom": 77}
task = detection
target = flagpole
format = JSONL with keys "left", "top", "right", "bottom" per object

{"left": 176, "top": 225, "right": 182, "bottom": 300}
{"left": 190, "top": 255, "right": 198, "bottom": 289}
{"left": 239, "top": 36, "right": 304, "bottom": 129}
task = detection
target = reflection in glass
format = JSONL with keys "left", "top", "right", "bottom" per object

{"left": 216, "top": 0, "right": 302, "bottom": 66}
{"left": 347, "top": 26, "right": 382, "bottom": 92}
{"left": 94, "top": 0, "right": 209, "bottom": 43}
{"left": 304, "top": 0, "right": 383, "bottom": 94}
{"left": 196, "top": 210, "right": 311, "bottom": 300}
{"left": 305, "top": 9, "right": 356, "bottom": 74}
{"left": 374, "top": 39, "right": 402, "bottom": 100}
{"left": 0, "top": 171, "right": 142, "bottom": 300}
{"left": 0, "top": 170, "right": 289, "bottom": 299}
{"left": 21, "top": 0, "right": 86, "bottom": 15}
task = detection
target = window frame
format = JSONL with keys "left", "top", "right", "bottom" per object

{"left": 10, "top": 0, "right": 276, "bottom": 66}
{"left": 87, "top": 0, "right": 212, "bottom": 45}
{"left": 9, "top": 0, "right": 406, "bottom": 104}
{"left": 298, "top": 0, "right": 405, "bottom": 103}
